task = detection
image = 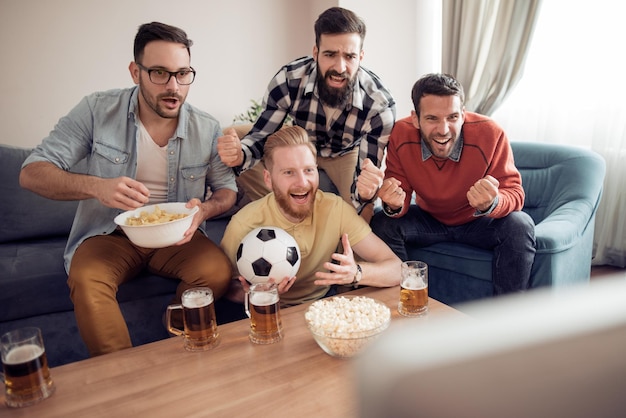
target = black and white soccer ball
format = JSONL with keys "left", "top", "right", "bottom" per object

{"left": 236, "top": 226, "right": 301, "bottom": 284}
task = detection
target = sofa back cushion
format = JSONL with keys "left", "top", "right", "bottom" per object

{"left": 0, "top": 145, "right": 79, "bottom": 243}
{"left": 512, "top": 141, "right": 605, "bottom": 226}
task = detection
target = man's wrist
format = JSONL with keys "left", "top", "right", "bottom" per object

{"left": 238, "top": 149, "right": 246, "bottom": 167}
{"left": 357, "top": 187, "right": 379, "bottom": 204}
{"left": 473, "top": 195, "right": 499, "bottom": 217}
{"left": 349, "top": 264, "right": 363, "bottom": 288}
{"left": 382, "top": 202, "right": 402, "bottom": 217}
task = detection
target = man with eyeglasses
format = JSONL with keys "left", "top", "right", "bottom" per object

{"left": 19, "top": 22, "right": 237, "bottom": 357}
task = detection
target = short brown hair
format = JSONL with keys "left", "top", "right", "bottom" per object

{"left": 314, "top": 7, "right": 366, "bottom": 50}
{"left": 411, "top": 73, "right": 465, "bottom": 116}
{"left": 263, "top": 126, "right": 316, "bottom": 171}
{"left": 134, "top": 22, "right": 193, "bottom": 64}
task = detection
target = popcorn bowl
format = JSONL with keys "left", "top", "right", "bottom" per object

{"left": 304, "top": 295, "right": 391, "bottom": 358}
{"left": 114, "top": 202, "right": 199, "bottom": 248}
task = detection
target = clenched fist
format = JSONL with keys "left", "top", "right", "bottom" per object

{"left": 356, "top": 158, "right": 384, "bottom": 201}
{"left": 217, "top": 127, "right": 244, "bottom": 167}
{"left": 467, "top": 175, "right": 499, "bottom": 212}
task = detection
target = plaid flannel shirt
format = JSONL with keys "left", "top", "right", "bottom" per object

{"left": 238, "top": 56, "right": 396, "bottom": 208}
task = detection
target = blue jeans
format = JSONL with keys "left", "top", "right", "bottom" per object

{"left": 370, "top": 206, "right": 536, "bottom": 294}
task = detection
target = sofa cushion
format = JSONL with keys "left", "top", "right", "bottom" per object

{"left": 0, "top": 145, "right": 79, "bottom": 243}
{"left": 0, "top": 218, "right": 230, "bottom": 323}
{"left": 0, "top": 237, "right": 182, "bottom": 322}
{"left": 0, "top": 237, "right": 73, "bottom": 321}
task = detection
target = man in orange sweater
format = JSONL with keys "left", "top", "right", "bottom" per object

{"left": 360, "top": 73, "right": 536, "bottom": 294}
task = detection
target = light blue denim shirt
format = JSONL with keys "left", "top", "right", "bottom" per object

{"left": 23, "top": 86, "right": 237, "bottom": 272}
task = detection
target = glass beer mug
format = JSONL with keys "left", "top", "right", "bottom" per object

{"left": 244, "top": 282, "right": 283, "bottom": 344}
{"left": 1, "top": 327, "right": 56, "bottom": 408}
{"left": 166, "top": 287, "right": 220, "bottom": 351}
{"left": 398, "top": 261, "right": 429, "bottom": 317}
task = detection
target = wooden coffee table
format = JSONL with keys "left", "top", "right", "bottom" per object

{"left": 0, "top": 286, "right": 466, "bottom": 417}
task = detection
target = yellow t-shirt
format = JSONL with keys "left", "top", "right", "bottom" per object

{"left": 220, "top": 190, "right": 371, "bottom": 306}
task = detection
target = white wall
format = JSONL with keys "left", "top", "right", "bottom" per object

{"left": 343, "top": 0, "right": 441, "bottom": 120}
{"left": 0, "top": 0, "right": 439, "bottom": 148}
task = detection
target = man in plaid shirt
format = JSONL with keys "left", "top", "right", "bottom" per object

{"left": 218, "top": 7, "right": 395, "bottom": 220}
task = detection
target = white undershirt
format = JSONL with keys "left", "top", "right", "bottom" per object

{"left": 135, "top": 120, "right": 168, "bottom": 204}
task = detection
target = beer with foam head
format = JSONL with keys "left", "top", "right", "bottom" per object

{"left": 245, "top": 283, "right": 283, "bottom": 344}
{"left": 167, "top": 287, "right": 219, "bottom": 351}
{"left": 398, "top": 261, "right": 429, "bottom": 317}
{"left": 1, "top": 328, "right": 55, "bottom": 408}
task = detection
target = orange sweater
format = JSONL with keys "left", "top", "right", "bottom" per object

{"left": 385, "top": 113, "right": 524, "bottom": 226}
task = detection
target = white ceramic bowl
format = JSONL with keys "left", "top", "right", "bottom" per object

{"left": 304, "top": 295, "right": 391, "bottom": 358}
{"left": 114, "top": 202, "right": 199, "bottom": 248}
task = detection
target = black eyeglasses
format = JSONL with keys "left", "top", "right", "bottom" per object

{"left": 136, "top": 63, "right": 196, "bottom": 85}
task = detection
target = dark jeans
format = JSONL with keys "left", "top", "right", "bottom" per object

{"left": 370, "top": 206, "right": 536, "bottom": 295}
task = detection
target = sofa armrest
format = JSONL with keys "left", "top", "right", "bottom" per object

{"left": 0, "top": 144, "right": 79, "bottom": 243}
{"left": 513, "top": 142, "right": 606, "bottom": 255}
{"left": 534, "top": 200, "right": 600, "bottom": 254}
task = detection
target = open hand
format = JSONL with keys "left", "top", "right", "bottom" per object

{"left": 314, "top": 234, "right": 359, "bottom": 286}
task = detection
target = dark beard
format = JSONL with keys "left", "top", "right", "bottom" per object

{"left": 317, "top": 70, "right": 354, "bottom": 108}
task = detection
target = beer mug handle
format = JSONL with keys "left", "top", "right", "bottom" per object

{"left": 0, "top": 344, "right": 5, "bottom": 384}
{"left": 244, "top": 292, "right": 251, "bottom": 318}
{"left": 166, "top": 304, "right": 184, "bottom": 336}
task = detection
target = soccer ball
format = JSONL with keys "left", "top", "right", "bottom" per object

{"left": 236, "top": 227, "right": 301, "bottom": 284}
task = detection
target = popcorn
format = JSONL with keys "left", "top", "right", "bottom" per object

{"left": 305, "top": 296, "right": 391, "bottom": 357}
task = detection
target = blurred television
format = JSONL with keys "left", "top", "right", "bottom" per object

{"left": 355, "top": 274, "right": 626, "bottom": 418}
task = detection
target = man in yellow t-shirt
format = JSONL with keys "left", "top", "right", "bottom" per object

{"left": 220, "top": 126, "right": 401, "bottom": 306}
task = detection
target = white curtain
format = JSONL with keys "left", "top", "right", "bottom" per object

{"left": 442, "top": 0, "right": 541, "bottom": 115}
{"left": 492, "top": 1, "right": 626, "bottom": 267}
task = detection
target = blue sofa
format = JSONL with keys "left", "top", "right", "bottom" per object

{"left": 409, "top": 141, "right": 606, "bottom": 306}
{"left": 0, "top": 141, "right": 606, "bottom": 367}
{"left": 0, "top": 145, "right": 245, "bottom": 368}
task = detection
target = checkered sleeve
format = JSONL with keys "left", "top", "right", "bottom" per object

{"left": 238, "top": 59, "right": 313, "bottom": 172}
{"left": 352, "top": 70, "right": 396, "bottom": 208}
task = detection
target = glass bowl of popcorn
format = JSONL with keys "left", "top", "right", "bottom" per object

{"left": 304, "top": 295, "right": 391, "bottom": 358}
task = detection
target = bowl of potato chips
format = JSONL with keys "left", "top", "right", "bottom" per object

{"left": 114, "top": 202, "right": 199, "bottom": 248}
